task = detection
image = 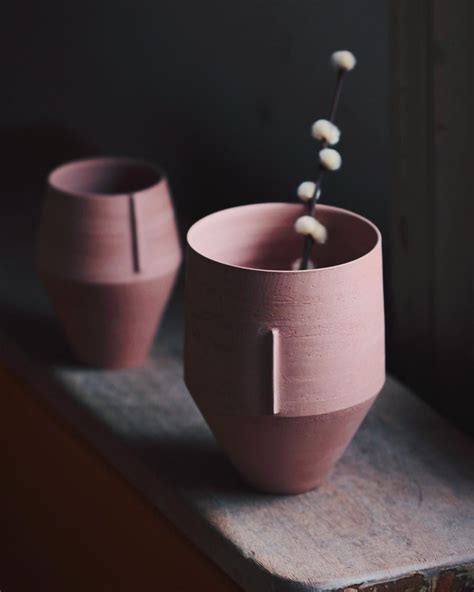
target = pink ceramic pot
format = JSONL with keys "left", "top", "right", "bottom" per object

{"left": 37, "top": 157, "right": 182, "bottom": 368}
{"left": 185, "top": 203, "right": 385, "bottom": 494}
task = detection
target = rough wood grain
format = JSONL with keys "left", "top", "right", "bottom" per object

{"left": 390, "top": 0, "right": 474, "bottom": 432}
{"left": 0, "top": 210, "right": 473, "bottom": 591}
{"left": 431, "top": 0, "right": 474, "bottom": 429}
{"left": 389, "top": 0, "right": 434, "bottom": 389}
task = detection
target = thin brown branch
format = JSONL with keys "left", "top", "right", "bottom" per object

{"left": 299, "top": 69, "right": 348, "bottom": 270}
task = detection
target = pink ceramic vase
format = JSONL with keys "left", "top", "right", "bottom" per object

{"left": 185, "top": 203, "right": 385, "bottom": 494}
{"left": 37, "top": 157, "right": 182, "bottom": 368}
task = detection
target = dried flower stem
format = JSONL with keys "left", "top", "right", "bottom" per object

{"left": 300, "top": 69, "right": 347, "bottom": 270}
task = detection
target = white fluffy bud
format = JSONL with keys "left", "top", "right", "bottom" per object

{"left": 297, "top": 181, "right": 316, "bottom": 202}
{"left": 292, "top": 257, "right": 315, "bottom": 270}
{"left": 311, "top": 218, "right": 328, "bottom": 244}
{"left": 294, "top": 216, "right": 328, "bottom": 244}
{"left": 331, "top": 50, "right": 357, "bottom": 71}
{"left": 319, "top": 148, "right": 341, "bottom": 171}
{"left": 295, "top": 215, "right": 317, "bottom": 236}
{"left": 311, "top": 119, "right": 340, "bottom": 145}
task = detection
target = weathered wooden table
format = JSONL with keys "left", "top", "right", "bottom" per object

{"left": 1, "top": 206, "right": 473, "bottom": 590}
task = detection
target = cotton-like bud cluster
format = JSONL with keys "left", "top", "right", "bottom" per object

{"left": 297, "top": 181, "right": 316, "bottom": 202}
{"left": 311, "top": 119, "right": 340, "bottom": 145}
{"left": 294, "top": 216, "right": 327, "bottom": 244}
{"left": 292, "top": 257, "right": 315, "bottom": 270}
{"left": 319, "top": 148, "right": 342, "bottom": 171}
{"left": 331, "top": 50, "right": 357, "bottom": 71}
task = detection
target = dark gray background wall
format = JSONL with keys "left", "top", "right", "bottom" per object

{"left": 3, "top": 0, "right": 389, "bottom": 232}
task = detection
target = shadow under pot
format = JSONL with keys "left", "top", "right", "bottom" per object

{"left": 37, "top": 157, "right": 182, "bottom": 368}
{"left": 184, "top": 203, "right": 385, "bottom": 494}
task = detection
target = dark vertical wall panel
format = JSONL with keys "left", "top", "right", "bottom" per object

{"left": 390, "top": 0, "right": 474, "bottom": 432}
{"left": 2, "top": 0, "right": 388, "bottom": 229}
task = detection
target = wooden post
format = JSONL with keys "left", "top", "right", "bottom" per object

{"left": 390, "top": 0, "right": 474, "bottom": 431}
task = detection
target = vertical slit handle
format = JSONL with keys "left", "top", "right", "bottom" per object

{"left": 128, "top": 194, "right": 140, "bottom": 273}
{"left": 270, "top": 328, "right": 280, "bottom": 415}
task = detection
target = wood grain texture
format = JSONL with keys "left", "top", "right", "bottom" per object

{"left": 389, "top": 0, "right": 435, "bottom": 390}
{"left": 0, "top": 299, "right": 473, "bottom": 590}
{"left": 390, "top": 0, "right": 474, "bottom": 431}
{"left": 0, "top": 201, "right": 473, "bottom": 590}
{"left": 431, "top": 0, "right": 474, "bottom": 427}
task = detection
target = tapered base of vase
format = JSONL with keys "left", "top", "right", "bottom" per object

{"left": 204, "top": 397, "right": 376, "bottom": 495}
{"left": 41, "top": 272, "right": 177, "bottom": 369}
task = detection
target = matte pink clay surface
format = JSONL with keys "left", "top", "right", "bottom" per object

{"left": 38, "top": 157, "right": 182, "bottom": 368}
{"left": 184, "top": 203, "right": 385, "bottom": 494}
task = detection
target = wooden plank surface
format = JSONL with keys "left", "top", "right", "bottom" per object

{"left": 1, "top": 194, "right": 474, "bottom": 590}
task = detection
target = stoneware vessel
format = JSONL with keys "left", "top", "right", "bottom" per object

{"left": 185, "top": 203, "right": 385, "bottom": 494}
{"left": 37, "top": 157, "right": 182, "bottom": 368}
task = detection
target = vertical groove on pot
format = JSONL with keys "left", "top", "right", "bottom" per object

{"left": 271, "top": 328, "right": 281, "bottom": 415}
{"left": 128, "top": 194, "right": 141, "bottom": 274}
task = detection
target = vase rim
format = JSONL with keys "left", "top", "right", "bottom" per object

{"left": 187, "top": 202, "right": 381, "bottom": 274}
{"left": 47, "top": 156, "right": 165, "bottom": 199}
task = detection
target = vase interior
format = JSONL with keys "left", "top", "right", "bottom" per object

{"left": 49, "top": 158, "right": 161, "bottom": 196}
{"left": 188, "top": 203, "right": 379, "bottom": 271}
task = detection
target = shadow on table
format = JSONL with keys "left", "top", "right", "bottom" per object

{"left": 130, "top": 433, "right": 264, "bottom": 498}
{"left": 0, "top": 300, "right": 80, "bottom": 368}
